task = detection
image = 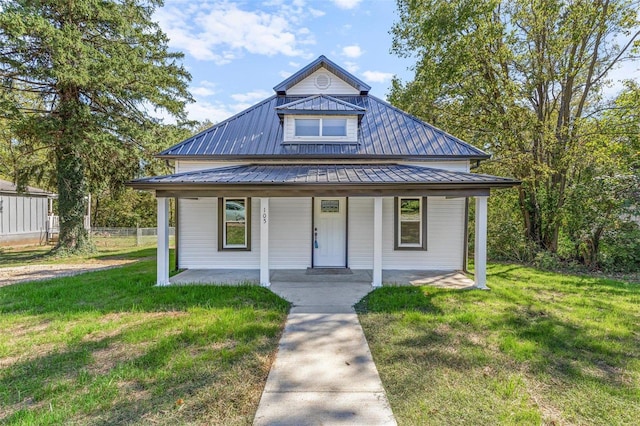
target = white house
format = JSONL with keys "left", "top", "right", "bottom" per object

{"left": 0, "top": 179, "right": 55, "bottom": 246}
{"left": 130, "top": 56, "right": 518, "bottom": 288}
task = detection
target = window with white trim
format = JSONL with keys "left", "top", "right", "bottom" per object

{"left": 395, "top": 197, "right": 427, "bottom": 250}
{"left": 294, "top": 118, "right": 347, "bottom": 137}
{"left": 218, "top": 197, "right": 251, "bottom": 250}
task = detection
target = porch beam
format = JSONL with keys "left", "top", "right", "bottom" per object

{"left": 372, "top": 197, "right": 383, "bottom": 287}
{"left": 260, "top": 197, "right": 270, "bottom": 287}
{"left": 154, "top": 187, "right": 492, "bottom": 199}
{"left": 156, "top": 197, "right": 170, "bottom": 286}
{"left": 474, "top": 196, "right": 488, "bottom": 289}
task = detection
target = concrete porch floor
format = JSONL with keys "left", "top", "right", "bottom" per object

{"left": 169, "top": 268, "right": 475, "bottom": 289}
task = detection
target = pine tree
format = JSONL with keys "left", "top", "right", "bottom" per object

{"left": 0, "top": 0, "right": 192, "bottom": 251}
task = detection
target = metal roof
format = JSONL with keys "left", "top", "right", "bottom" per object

{"left": 158, "top": 95, "right": 489, "bottom": 160}
{"left": 275, "top": 95, "right": 366, "bottom": 115}
{"left": 131, "top": 164, "right": 516, "bottom": 187}
{"left": 0, "top": 179, "right": 55, "bottom": 197}
{"left": 273, "top": 55, "right": 371, "bottom": 94}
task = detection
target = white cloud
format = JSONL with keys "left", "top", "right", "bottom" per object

{"left": 331, "top": 0, "right": 362, "bottom": 10}
{"left": 191, "top": 86, "right": 216, "bottom": 97}
{"left": 189, "top": 80, "right": 218, "bottom": 98}
{"left": 342, "top": 45, "right": 363, "bottom": 58}
{"left": 231, "top": 90, "right": 272, "bottom": 103}
{"left": 186, "top": 99, "right": 252, "bottom": 123}
{"left": 362, "top": 70, "right": 394, "bottom": 83}
{"left": 289, "top": 61, "right": 301, "bottom": 68}
{"left": 279, "top": 70, "right": 293, "bottom": 78}
{"left": 343, "top": 61, "right": 359, "bottom": 73}
{"left": 309, "top": 7, "right": 326, "bottom": 17}
{"left": 154, "top": 2, "right": 318, "bottom": 63}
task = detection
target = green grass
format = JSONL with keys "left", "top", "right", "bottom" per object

{"left": 0, "top": 249, "right": 290, "bottom": 425}
{"left": 357, "top": 264, "right": 640, "bottom": 425}
{"left": 0, "top": 243, "right": 159, "bottom": 268}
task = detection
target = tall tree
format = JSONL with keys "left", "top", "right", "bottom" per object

{"left": 390, "top": 0, "right": 639, "bottom": 252}
{"left": 0, "top": 0, "right": 192, "bottom": 251}
{"left": 563, "top": 83, "right": 640, "bottom": 268}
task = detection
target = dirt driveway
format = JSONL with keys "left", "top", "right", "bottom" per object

{"left": 0, "top": 259, "right": 137, "bottom": 288}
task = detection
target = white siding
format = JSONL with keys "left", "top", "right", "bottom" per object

{"left": 175, "top": 161, "right": 470, "bottom": 174}
{"left": 283, "top": 115, "right": 358, "bottom": 143}
{"left": 348, "top": 197, "right": 465, "bottom": 270}
{"left": 287, "top": 69, "right": 360, "bottom": 95}
{"left": 177, "top": 196, "right": 466, "bottom": 271}
{"left": 269, "top": 197, "right": 312, "bottom": 269}
{"left": 175, "top": 161, "right": 243, "bottom": 173}
{"left": 348, "top": 197, "right": 374, "bottom": 268}
{"left": 401, "top": 160, "right": 470, "bottom": 172}
{"left": 178, "top": 197, "right": 259, "bottom": 269}
{"left": 382, "top": 196, "right": 465, "bottom": 270}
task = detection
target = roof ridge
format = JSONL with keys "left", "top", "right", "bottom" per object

{"left": 366, "top": 95, "right": 489, "bottom": 158}
{"left": 321, "top": 94, "right": 367, "bottom": 110}
{"left": 0, "top": 178, "right": 55, "bottom": 195}
{"left": 274, "top": 94, "right": 321, "bottom": 109}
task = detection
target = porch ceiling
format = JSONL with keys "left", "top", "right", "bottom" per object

{"left": 128, "top": 164, "right": 519, "bottom": 198}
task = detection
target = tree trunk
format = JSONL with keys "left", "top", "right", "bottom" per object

{"left": 55, "top": 87, "right": 90, "bottom": 251}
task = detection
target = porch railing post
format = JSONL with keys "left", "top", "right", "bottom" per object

{"left": 474, "top": 195, "right": 489, "bottom": 289}
{"left": 372, "top": 197, "right": 383, "bottom": 287}
{"left": 260, "top": 197, "right": 270, "bottom": 287}
{"left": 156, "top": 197, "right": 170, "bottom": 286}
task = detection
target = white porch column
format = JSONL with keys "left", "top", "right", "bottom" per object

{"left": 474, "top": 195, "right": 489, "bottom": 289}
{"left": 372, "top": 197, "right": 383, "bottom": 287}
{"left": 260, "top": 197, "right": 270, "bottom": 287}
{"left": 156, "top": 197, "right": 170, "bottom": 286}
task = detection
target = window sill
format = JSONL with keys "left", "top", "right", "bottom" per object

{"left": 394, "top": 246, "right": 427, "bottom": 251}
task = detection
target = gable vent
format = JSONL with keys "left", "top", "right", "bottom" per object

{"left": 314, "top": 73, "right": 331, "bottom": 90}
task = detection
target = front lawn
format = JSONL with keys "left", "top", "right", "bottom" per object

{"left": 357, "top": 264, "right": 640, "bottom": 425}
{"left": 0, "top": 244, "right": 158, "bottom": 268}
{"left": 0, "top": 251, "right": 289, "bottom": 425}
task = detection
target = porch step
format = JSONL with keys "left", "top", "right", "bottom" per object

{"left": 271, "top": 269, "right": 371, "bottom": 283}
{"left": 305, "top": 267, "right": 353, "bottom": 275}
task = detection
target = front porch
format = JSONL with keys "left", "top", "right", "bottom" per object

{"left": 129, "top": 164, "right": 519, "bottom": 290}
{"left": 169, "top": 268, "right": 475, "bottom": 289}
{"left": 156, "top": 194, "right": 490, "bottom": 289}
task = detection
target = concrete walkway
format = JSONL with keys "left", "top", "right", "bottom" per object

{"left": 253, "top": 280, "right": 397, "bottom": 425}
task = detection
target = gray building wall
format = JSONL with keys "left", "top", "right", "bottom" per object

{"left": 0, "top": 194, "right": 49, "bottom": 245}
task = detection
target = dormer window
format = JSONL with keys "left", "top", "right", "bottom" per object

{"left": 295, "top": 118, "right": 347, "bottom": 137}
{"left": 277, "top": 95, "right": 365, "bottom": 143}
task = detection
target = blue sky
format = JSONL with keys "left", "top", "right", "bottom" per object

{"left": 153, "top": 0, "right": 639, "bottom": 124}
{"left": 153, "top": 0, "right": 414, "bottom": 123}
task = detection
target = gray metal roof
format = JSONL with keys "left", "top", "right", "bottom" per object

{"left": 159, "top": 95, "right": 489, "bottom": 159}
{"left": 275, "top": 95, "right": 366, "bottom": 115}
{"left": 131, "top": 164, "right": 516, "bottom": 187}
{"left": 0, "top": 179, "right": 55, "bottom": 197}
{"left": 273, "top": 55, "right": 371, "bottom": 94}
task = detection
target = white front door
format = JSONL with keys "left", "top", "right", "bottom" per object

{"left": 313, "top": 197, "right": 346, "bottom": 267}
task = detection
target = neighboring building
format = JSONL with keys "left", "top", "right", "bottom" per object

{"left": 130, "top": 56, "right": 519, "bottom": 288}
{"left": 0, "top": 179, "right": 55, "bottom": 246}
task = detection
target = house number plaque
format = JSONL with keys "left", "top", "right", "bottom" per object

{"left": 263, "top": 207, "right": 267, "bottom": 224}
{"left": 320, "top": 200, "right": 339, "bottom": 213}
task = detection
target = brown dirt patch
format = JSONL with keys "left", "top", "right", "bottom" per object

{"left": 0, "top": 259, "right": 137, "bottom": 287}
